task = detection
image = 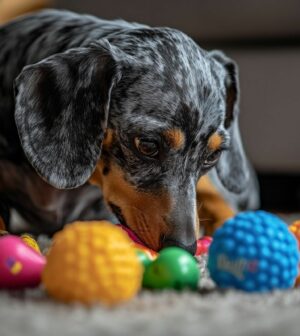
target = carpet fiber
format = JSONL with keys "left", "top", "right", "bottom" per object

{"left": 1, "top": 215, "right": 300, "bottom": 336}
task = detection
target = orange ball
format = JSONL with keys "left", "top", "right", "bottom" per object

{"left": 42, "top": 221, "right": 143, "bottom": 306}
{"left": 289, "top": 220, "right": 300, "bottom": 287}
{"left": 290, "top": 220, "right": 300, "bottom": 245}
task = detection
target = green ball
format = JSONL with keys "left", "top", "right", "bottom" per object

{"left": 136, "top": 250, "right": 152, "bottom": 268}
{"left": 142, "top": 247, "right": 200, "bottom": 290}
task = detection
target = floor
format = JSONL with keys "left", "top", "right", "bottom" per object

{"left": 1, "top": 214, "right": 300, "bottom": 336}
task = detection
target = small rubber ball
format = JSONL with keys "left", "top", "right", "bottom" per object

{"left": 42, "top": 221, "right": 143, "bottom": 306}
{"left": 208, "top": 211, "right": 299, "bottom": 292}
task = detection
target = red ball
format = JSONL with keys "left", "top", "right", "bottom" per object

{"left": 196, "top": 236, "right": 213, "bottom": 256}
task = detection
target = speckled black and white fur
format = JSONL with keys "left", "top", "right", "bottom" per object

{"left": 0, "top": 10, "right": 259, "bottom": 252}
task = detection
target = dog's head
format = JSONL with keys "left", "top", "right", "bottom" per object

{"left": 14, "top": 28, "right": 250, "bottom": 252}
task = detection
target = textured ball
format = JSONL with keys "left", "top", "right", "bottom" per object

{"left": 42, "top": 221, "right": 143, "bottom": 306}
{"left": 208, "top": 211, "right": 299, "bottom": 292}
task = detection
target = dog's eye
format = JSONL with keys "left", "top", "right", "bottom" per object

{"left": 204, "top": 150, "right": 222, "bottom": 167}
{"left": 134, "top": 137, "right": 159, "bottom": 158}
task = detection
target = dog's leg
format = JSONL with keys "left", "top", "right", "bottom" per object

{"left": 0, "top": 202, "right": 9, "bottom": 234}
{"left": 196, "top": 175, "right": 235, "bottom": 236}
{"left": 0, "top": 217, "right": 6, "bottom": 233}
{"left": 0, "top": 159, "right": 116, "bottom": 235}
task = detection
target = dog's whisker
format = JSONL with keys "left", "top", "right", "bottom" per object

{"left": 199, "top": 218, "right": 214, "bottom": 223}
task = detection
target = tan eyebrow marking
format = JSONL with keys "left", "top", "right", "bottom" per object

{"left": 163, "top": 129, "right": 185, "bottom": 150}
{"left": 207, "top": 132, "right": 223, "bottom": 151}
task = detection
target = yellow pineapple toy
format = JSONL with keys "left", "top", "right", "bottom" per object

{"left": 42, "top": 221, "right": 143, "bottom": 306}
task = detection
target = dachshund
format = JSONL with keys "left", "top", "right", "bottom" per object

{"left": 0, "top": 9, "right": 259, "bottom": 254}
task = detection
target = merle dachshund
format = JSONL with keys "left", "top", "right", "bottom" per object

{"left": 0, "top": 10, "right": 259, "bottom": 253}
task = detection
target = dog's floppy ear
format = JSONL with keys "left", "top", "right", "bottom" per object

{"left": 14, "top": 42, "right": 121, "bottom": 189}
{"left": 209, "top": 51, "right": 250, "bottom": 194}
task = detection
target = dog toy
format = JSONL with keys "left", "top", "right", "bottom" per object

{"left": 116, "top": 224, "right": 158, "bottom": 260}
{"left": 0, "top": 235, "right": 46, "bottom": 289}
{"left": 196, "top": 236, "right": 213, "bottom": 255}
{"left": 143, "top": 247, "right": 200, "bottom": 290}
{"left": 289, "top": 220, "right": 300, "bottom": 286}
{"left": 116, "top": 224, "right": 144, "bottom": 244}
{"left": 208, "top": 211, "right": 299, "bottom": 292}
{"left": 117, "top": 223, "right": 211, "bottom": 257}
{"left": 42, "top": 221, "right": 143, "bottom": 306}
{"left": 136, "top": 249, "right": 153, "bottom": 268}
{"left": 134, "top": 243, "right": 158, "bottom": 260}
{"left": 0, "top": 231, "right": 41, "bottom": 253}
{"left": 289, "top": 220, "right": 300, "bottom": 244}
{"left": 20, "top": 234, "right": 41, "bottom": 253}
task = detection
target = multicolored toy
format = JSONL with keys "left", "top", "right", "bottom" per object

{"left": 20, "top": 234, "right": 41, "bottom": 254}
{"left": 143, "top": 247, "right": 200, "bottom": 290}
{"left": 0, "top": 235, "right": 45, "bottom": 289}
{"left": 136, "top": 249, "right": 153, "bottom": 268}
{"left": 134, "top": 243, "right": 158, "bottom": 261}
{"left": 208, "top": 211, "right": 299, "bottom": 292}
{"left": 42, "top": 221, "right": 143, "bottom": 306}
{"left": 118, "top": 223, "right": 212, "bottom": 257}
{"left": 116, "top": 224, "right": 158, "bottom": 259}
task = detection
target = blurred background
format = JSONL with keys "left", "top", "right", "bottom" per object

{"left": 1, "top": 0, "right": 300, "bottom": 210}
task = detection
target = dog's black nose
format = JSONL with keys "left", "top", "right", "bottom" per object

{"left": 161, "top": 238, "right": 197, "bottom": 255}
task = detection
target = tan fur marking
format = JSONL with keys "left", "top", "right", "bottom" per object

{"left": 102, "top": 129, "right": 114, "bottom": 149}
{"left": 163, "top": 129, "right": 185, "bottom": 150}
{"left": 197, "top": 175, "right": 235, "bottom": 236}
{"left": 90, "top": 160, "right": 171, "bottom": 251}
{"left": 89, "top": 129, "right": 113, "bottom": 185}
{"left": 89, "top": 165, "right": 103, "bottom": 186}
{"left": 207, "top": 132, "right": 223, "bottom": 151}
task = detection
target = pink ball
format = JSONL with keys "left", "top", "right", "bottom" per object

{"left": 0, "top": 235, "right": 46, "bottom": 289}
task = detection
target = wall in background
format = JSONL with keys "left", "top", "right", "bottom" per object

{"left": 226, "top": 47, "right": 300, "bottom": 173}
{"left": 52, "top": 0, "right": 300, "bottom": 174}
{"left": 55, "top": 0, "right": 300, "bottom": 40}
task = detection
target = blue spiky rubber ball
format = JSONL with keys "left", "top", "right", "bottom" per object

{"left": 208, "top": 211, "right": 299, "bottom": 292}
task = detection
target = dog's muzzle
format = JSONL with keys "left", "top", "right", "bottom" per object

{"left": 160, "top": 182, "right": 198, "bottom": 254}
{"left": 160, "top": 200, "right": 198, "bottom": 255}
